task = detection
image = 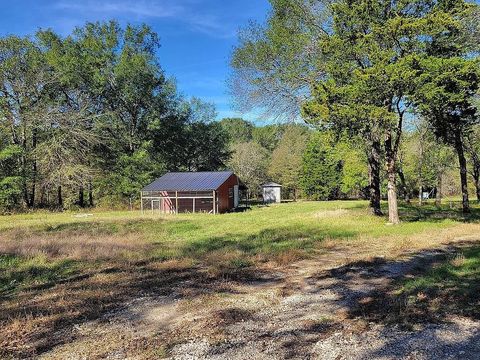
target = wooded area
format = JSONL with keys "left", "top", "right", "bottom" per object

{"left": 231, "top": 0, "right": 480, "bottom": 223}
{"left": 0, "top": 22, "right": 230, "bottom": 211}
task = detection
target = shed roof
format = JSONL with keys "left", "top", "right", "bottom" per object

{"left": 143, "top": 171, "right": 235, "bottom": 192}
{"left": 262, "top": 182, "right": 282, "bottom": 188}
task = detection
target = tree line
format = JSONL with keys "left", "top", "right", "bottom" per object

{"left": 231, "top": 0, "right": 480, "bottom": 223}
{"left": 222, "top": 117, "right": 479, "bottom": 205}
{"left": 222, "top": 118, "right": 368, "bottom": 201}
{"left": 0, "top": 21, "right": 230, "bottom": 211}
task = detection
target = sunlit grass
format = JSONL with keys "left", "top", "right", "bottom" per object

{"left": 1, "top": 200, "right": 479, "bottom": 297}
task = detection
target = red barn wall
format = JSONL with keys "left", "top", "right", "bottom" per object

{"left": 217, "top": 174, "right": 239, "bottom": 213}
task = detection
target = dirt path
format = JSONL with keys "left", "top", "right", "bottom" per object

{"left": 41, "top": 242, "right": 480, "bottom": 360}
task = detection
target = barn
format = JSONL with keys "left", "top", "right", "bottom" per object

{"left": 141, "top": 171, "right": 241, "bottom": 214}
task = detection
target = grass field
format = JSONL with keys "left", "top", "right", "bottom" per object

{"left": 1, "top": 200, "right": 480, "bottom": 358}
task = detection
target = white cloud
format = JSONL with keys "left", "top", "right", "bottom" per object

{"left": 55, "top": 0, "right": 183, "bottom": 18}
{"left": 53, "top": 0, "right": 236, "bottom": 38}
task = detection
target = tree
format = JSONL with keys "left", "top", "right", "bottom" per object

{"left": 0, "top": 21, "right": 233, "bottom": 210}
{"left": 465, "top": 125, "right": 480, "bottom": 202}
{"left": 228, "top": 142, "right": 270, "bottom": 198}
{"left": 268, "top": 125, "right": 309, "bottom": 199}
{"left": 410, "top": 58, "right": 479, "bottom": 213}
{"left": 232, "top": 0, "right": 479, "bottom": 222}
{"left": 335, "top": 138, "right": 369, "bottom": 199}
{"left": 150, "top": 97, "right": 231, "bottom": 172}
{"left": 0, "top": 144, "right": 22, "bottom": 212}
{"left": 301, "top": 132, "right": 342, "bottom": 201}
{"left": 98, "top": 149, "right": 158, "bottom": 209}
{"left": 405, "top": 0, "right": 479, "bottom": 213}
{"left": 400, "top": 122, "right": 456, "bottom": 206}
{"left": 0, "top": 36, "right": 50, "bottom": 208}
{"left": 219, "top": 118, "right": 254, "bottom": 144}
{"left": 252, "top": 125, "right": 285, "bottom": 151}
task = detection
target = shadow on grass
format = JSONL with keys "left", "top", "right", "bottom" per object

{"left": 309, "top": 241, "right": 480, "bottom": 324}
{"left": 181, "top": 225, "right": 358, "bottom": 258}
{"left": 240, "top": 241, "right": 480, "bottom": 359}
{"left": 398, "top": 201, "right": 480, "bottom": 223}
{"left": 43, "top": 218, "right": 173, "bottom": 234}
{"left": 0, "top": 255, "right": 80, "bottom": 299}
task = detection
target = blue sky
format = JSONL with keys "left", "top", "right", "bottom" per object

{"left": 0, "top": 0, "right": 271, "bottom": 122}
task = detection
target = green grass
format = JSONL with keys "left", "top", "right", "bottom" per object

{"left": 0, "top": 254, "right": 79, "bottom": 296}
{"left": 398, "top": 247, "right": 480, "bottom": 318}
{"left": 1, "top": 200, "right": 479, "bottom": 297}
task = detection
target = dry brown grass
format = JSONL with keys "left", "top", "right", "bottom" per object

{"left": 0, "top": 228, "right": 149, "bottom": 261}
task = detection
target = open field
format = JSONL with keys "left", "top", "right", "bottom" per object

{"left": 1, "top": 201, "right": 480, "bottom": 359}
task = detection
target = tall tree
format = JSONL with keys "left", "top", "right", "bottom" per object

{"left": 0, "top": 36, "right": 50, "bottom": 208}
{"left": 301, "top": 132, "right": 342, "bottom": 201}
{"left": 228, "top": 141, "right": 270, "bottom": 198}
{"left": 410, "top": 58, "right": 479, "bottom": 213}
{"left": 232, "top": 0, "right": 479, "bottom": 222}
{"left": 465, "top": 125, "right": 480, "bottom": 202}
{"left": 268, "top": 125, "right": 310, "bottom": 199}
{"left": 220, "top": 118, "right": 254, "bottom": 144}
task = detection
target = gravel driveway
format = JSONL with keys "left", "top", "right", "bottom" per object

{"left": 41, "top": 243, "right": 480, "bottom": 360}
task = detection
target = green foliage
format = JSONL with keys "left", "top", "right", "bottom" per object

{"left": 231, "top": 0, "right": 479, "bottom": 219}
{"left": 301, "top": 132, "right": 342, "bottom": 201}
{"left": 99, "top": 149, "right": 160, "bottom": 206}
{"left": 252, "top": 125, "right": 285, "bottom": 151}
{"left": 410, "top": 57, "right": 480, "bottom": 145}
{"left": 0, "top": 145, "right": 23, "bottom": 211}
{"left": 0, "top": 22, "right": 231, "bottom": 210}
{"left": 219, "top": 118, "right": 254, "bottom": 144}
{"left": 0, "top": 177, "right": 22, "bottom": 212}
{"left": 228, "top": 141, "right": 270, "bottom": 196}
{"left": 335, "top": 139, "right": 369, "bottom": 196}
{"left": 268, "top": 125, "right": 310, "bottom": 198}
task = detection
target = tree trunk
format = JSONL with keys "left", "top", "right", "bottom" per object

{"left": 472, "top": 157, "right": 480, "bottom": 203}
{"left": 419, "top": 185, "right": 423, "bottom": 206}
{"left": 78, "top": 187, "right": 85, "bottom": 208}
{"left": 89, "top": 183, "right": 94, "bottom": 207}
{"left": 57, "top": 186, "right": 63, "bottom": 209}
{"left": 472, "top": 167, "right": 480, "bottom": 203}
{"left": 385, "top": 134, "right": 400, "bottom": 224}
{"left": 454, "top": 131, "right": 470, "bottom": 214}
{"left": 367, "top": 140, "right": 383, "bottom": 216}
{"left": 398, "top": 168, "right": 410, "bottom": 203}
{"left": 29, "top": 128, "right": 38, "bottom": 208}
{"left": 386, "top": 162, "right": 400, "bottom": 224}
{"left": 455, "top": 130, "right": 470, "bottom": 214}
{"left": 435, "top": 174, "right": 442, "bottom": 207}
{"left": 29, "top": 162, "right": 36, "bottom": 208}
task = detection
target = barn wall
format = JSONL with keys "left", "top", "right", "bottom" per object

{"left": 217, "top": 174, "right": 239, "bottom": 213}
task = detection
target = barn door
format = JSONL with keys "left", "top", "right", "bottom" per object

{"left": 234, "top": 185, "right": 239, "bottom": 208}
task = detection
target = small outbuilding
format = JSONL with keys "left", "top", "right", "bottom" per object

{"left": 141, "top": 171, "right": 240, "bottom": 214}
{"left": 262, "top": 182, "right": 282, "bottom": 204}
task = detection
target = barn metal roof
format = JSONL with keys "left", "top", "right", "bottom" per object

{"left": 142, "top": 171, "right": 235, "bottom": 192}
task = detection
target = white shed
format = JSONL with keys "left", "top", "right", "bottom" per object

{"left": 262, "top": 182, "right": 282, "bottom": 204}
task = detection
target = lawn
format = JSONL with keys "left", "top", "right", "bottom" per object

{"left": 1, "top": 200, "right": 480, "bottom": 358}
{"left": 397, "top": 246, "right": 480, "bottom": 321}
